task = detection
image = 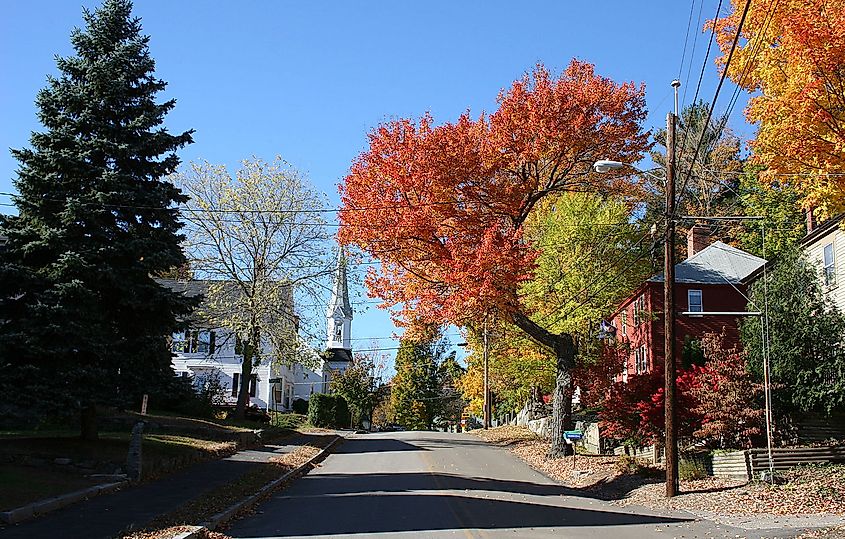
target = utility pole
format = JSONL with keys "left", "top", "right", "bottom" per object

{"left": 483, "top": 316, "right": 491, "bottom": 429}
{"left": 664, "top": 80, "right": 680, "bottom": 498}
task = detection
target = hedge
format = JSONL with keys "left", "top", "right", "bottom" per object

{"left": 292, "top": 398, "right": 309, "bottom": 415}
{"left": 307, "top": 394, "right": 351, "bottom": 428}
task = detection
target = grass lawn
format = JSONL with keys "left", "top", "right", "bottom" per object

{"left": 0, "top": 412, "right": 308, "bottom": 512}
{"left": 0, "top": 465, "right": 105, "bottom": 511}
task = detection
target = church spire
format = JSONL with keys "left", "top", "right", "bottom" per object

{"left": 326, "top": 249, "right": 352, "bottom": 351}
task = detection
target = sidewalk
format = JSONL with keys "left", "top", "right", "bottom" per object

{"left": 0, "top": 432, "right": 322, "bottom": 539}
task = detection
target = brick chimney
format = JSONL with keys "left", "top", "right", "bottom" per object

{"left": 806, "top": 207, "right": 816, "bottom": 234}
{"left": 687, "top": 225, "right": 711, "bottom": 257}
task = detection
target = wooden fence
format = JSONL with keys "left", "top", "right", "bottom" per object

{"left": 708, "top": 450, "right": 750, "bottom": 479}
{"left": 797, "top": 415, "right": 845, "bottom": 444}
{"left": 611, "top": 445, "right": 844, "bottom": 480}
{"left": 747, "top": 446, "right": 845, "bottom": 477}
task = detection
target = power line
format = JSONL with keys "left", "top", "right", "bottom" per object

{"left": 679, "top": 0, "right": 707, "bottom": 110}
{"left": 675, "top": 0, "right": 753, "bottom": 213}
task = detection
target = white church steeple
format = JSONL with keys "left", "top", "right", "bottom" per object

{"left": 326, "top": 249, "right": 353, "bottom": 351}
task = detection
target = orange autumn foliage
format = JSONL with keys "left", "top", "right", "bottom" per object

{"left": 338, "top": 60, "right": 650, "bottom": 331}
{"left": 714, "top": 0, "right": 845, "bottom": 213}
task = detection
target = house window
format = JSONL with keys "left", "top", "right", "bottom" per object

{"left": 688, "top": 289, "right": 703, "bottom": 313}
{"left": 824, "top": 243, "right": 836, "bottom": 286}
{"left": 621, "top": 311, "right": 627, "bottom": 336}
{"left": 232, "top": 373, "right": 257, "bottom": 398}
{"left": 635, "top": 345, "right": 648, "bottom": 374}
{"left": 196, "top": 330, "right": 216, "bottom": 354}
{"left": 633, "top": 295, "right": 646, "bottom": 325}
{"left": 171, "top": 331, "right": 188, "bottom": 353}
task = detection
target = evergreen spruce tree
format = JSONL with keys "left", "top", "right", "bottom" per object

{"left": 741, "top": 246, "right": 845, "bottom": 417}
{"left": 0, "top": 0, "right": 195, "bottom": 438}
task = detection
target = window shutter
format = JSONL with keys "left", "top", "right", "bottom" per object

{"left": 232, "top": 373, "right": 239, "bottom": 397}
{"left": 209, "top": 331, "right": 216, "bottom": 354}
{"left": 249, "top": 374, "right": 257, "bottom": 397}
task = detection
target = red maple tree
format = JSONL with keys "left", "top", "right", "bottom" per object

{"left": 339, "top": 60, "right": 650, "bottom": 456}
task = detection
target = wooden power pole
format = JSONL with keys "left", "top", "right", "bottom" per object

{"left": 483, "top": 316, "right": 491, "bottom": 429}
{"left": 664, "top": 98, "right": 679, "bottom": 497}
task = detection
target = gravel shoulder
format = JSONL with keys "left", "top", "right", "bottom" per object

{"left": 475, "top": 426, "right": 845, "bottom": 531}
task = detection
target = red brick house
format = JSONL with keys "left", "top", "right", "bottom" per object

{"left": 608, "top": 228, "right": 766, "bottom": 382}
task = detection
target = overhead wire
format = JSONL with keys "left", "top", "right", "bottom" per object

{"left": 674, "top": 0, "right": 753, "bottom": 215}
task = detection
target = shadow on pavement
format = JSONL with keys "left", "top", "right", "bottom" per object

{"left": 232, "top": 492, "right": 691, "bottom": 537}
{"left": 294, "top": 471, "right": 574, "bottom": 497}
{"left": 334, "top": 437, "right": 428, "bottom": 454}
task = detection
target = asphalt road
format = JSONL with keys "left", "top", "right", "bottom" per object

{"left": 226, "top": 430, "right": 796, "bottom": 539}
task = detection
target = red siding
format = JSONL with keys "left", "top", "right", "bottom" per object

{"left": 609, "top": 281, "right": 749, "bottom": 382}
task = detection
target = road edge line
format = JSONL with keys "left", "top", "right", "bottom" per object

{"left": 200, "top": 433, "right": 344, "bottom": 531}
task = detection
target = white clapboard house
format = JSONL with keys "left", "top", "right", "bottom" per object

{"left": 158, "top": 278, "right": 324, "bottom": 411}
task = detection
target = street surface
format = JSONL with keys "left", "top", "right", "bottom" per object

{"left": 227, "top": 430, "right": 795, "bottom": 539}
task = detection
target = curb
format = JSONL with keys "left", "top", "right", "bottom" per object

{"left": 170, "top": 525, "right": 205, "bottom": 539}
{"left": 0, "top": 480, "right": 128, "bottom": 525}
{"left": 200, "top": 434, "right": 344, "bottom": 531}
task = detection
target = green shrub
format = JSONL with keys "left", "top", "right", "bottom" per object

{"left": 615, "top": 454, "right": 662, "bottom": 477}
{"left": 308, "top": 394, "right": 351, "bottom": 428}
{"left": 291, "top": 398, "right": 309, "bottom": 415}
{"left": 271, "top": 412, "right": 308, "bottom": 430}
{"left": 334, "top": 397, "right": 351, "bottom": 428}
{"left": 679, "top": 456, "right": 709, "bottom": 480}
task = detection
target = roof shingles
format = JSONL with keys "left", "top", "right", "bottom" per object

{"left": 648, "top": 241, "right": 766, "bottom": 285}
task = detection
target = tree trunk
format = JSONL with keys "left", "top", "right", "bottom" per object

{"left": 80, "top": 404, "right": 98, "bottom": 441}
{"left": 510, "top": 311, "right": 576, "bottom": 458}
{"left": 234, "top": 357, "right": 252, "bottom": 419}
{"left": 547, "top": 357, "right": 575, "bottom": 458}
{"left": 234, "top": 325, "right": 260, "bottom": 420}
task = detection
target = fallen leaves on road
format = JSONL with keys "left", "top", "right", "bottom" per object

{"left": 122, "top": 525, "right": 231, "bottom": 539}
{"left": 474, "top": 426, "right": 845, "bottom": 517}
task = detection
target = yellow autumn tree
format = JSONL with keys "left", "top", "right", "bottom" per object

{"left": 714, "top": 0, "right": 845, "bottom": 213}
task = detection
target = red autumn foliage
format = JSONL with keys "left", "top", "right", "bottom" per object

{"left": 599, "top": 369, "right": 701, "bottom": 446}
{"left": 690, "top": 333, "right": 763, "bottom": 448}
{"left": 573, "top": 345, "right": 628, "bottom": 409}
{"left": 338, "top": 60, "right": 650, "bottom": 331}
{"left": 599, "top": 332, "right": 764, "bottom": 449}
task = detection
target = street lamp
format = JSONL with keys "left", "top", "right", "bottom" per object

{"left": 592, "top": 159, "right": 626, "bottom": 173}
{"left": 593, "top": 160, "right": 665, "bottom": 181}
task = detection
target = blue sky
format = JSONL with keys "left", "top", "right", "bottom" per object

{"left": 0, "top": 1, "right": 751, "bottom": 371}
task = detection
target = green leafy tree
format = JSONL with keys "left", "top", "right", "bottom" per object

{"left": 437, "top": 352, "right": 467, "bottom": 426}
{"left": 460, "top": 193, "right": 651, "bottom": 422}
{"left": 0, "top": 0, "right": 194, "bottom": 438}
{"left": 175, "top": 158, "right": 331, "bottom": 418}
{"left": 736, "top": 169, "right": 806, "bottom": 261}
{"left": 390, "top": 337, "right": 455, "bottom": 430}
{"left": 741, "top": 246, "right": 845, "bottom": 416}
{"left": 649, "top": 100, "right": 743, "bottom": 219}
{"left": 330, "top": 352, "right": 389, "bottom": 429}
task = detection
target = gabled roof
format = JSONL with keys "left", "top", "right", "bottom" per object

{"left": 648, "top": 241, "right": 766, "bottom": 285}
{"left": 156, "top": 278, "right": 208, "bottom": 297}
{"left": 801, "top": 213, "right": 845, "bottom": 246}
